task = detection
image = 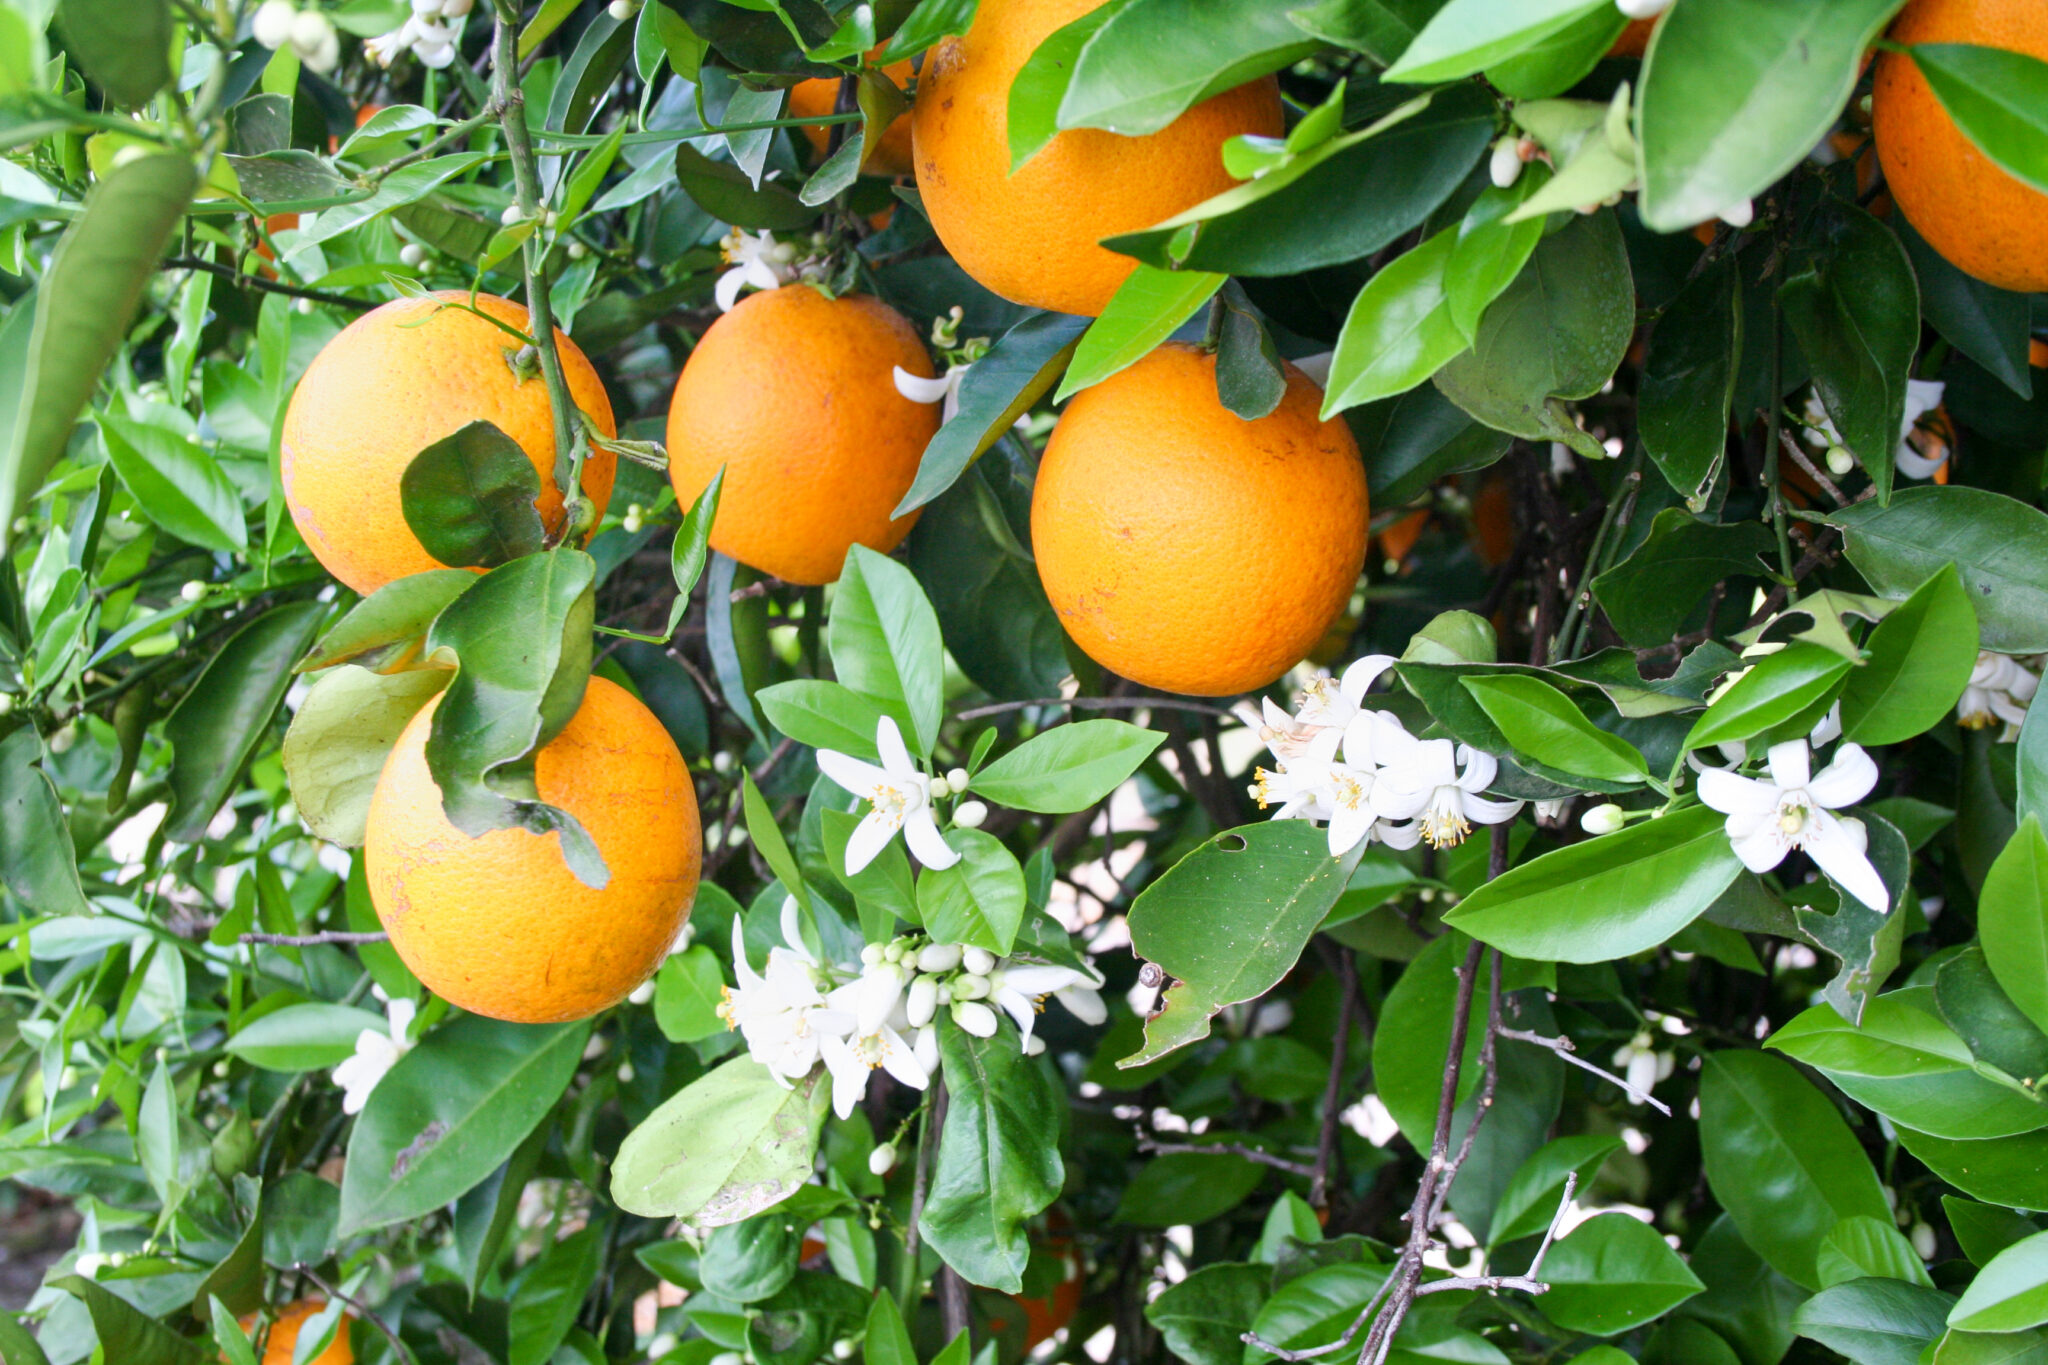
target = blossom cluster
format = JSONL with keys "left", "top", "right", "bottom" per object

{"left": 1243, "top": 656, "right": 1524, "bottom": 857}
{"left": 718, "top": 898, "right": 1105, "bottom": 1120}
{"left": 363, "top": 0, "right": 474, "bottom": 69}
{"left": 1959, "top": 650, "right": 2042, "bottom": 737}
{"left": 1801, "top": 379, "right": 1948, "bottom": 481}
{"left": 250, "top": 0, "right": 342, "bottom": 73}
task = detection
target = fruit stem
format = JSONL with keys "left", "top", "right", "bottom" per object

{"left": 489, "top": 1, "right": 593, "bottom": 545}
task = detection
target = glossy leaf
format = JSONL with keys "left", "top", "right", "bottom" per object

{"left": 1839, "top": 563, "right": 1978, "bottom": 744}
{"left": 1948, "top": 1198, "right": 2045, "bottom": 1269}
{"left": 1056, "top": 0, "right": 1317, "bottom": 136}
{"left": 1909, "top": 42, "right": 2048, "bottom": 196}
{"left": 1900, "top": 220, "right": 2033, "bottom": 400}
{"left": 1007, "top": 2, "right": 1126, "bottom": 169}
{"left": 1054, "top": 266, "right": 1225, "bottom": 402}
{"left": 1541, "top": 1212, "right": 1705, "bottom": 1336}
{"left": 297, "top": 570, "right": 474, "bottom": 674}
{"left": 1322, "top": 228, "right": 1464, "bottom": 416}
{"left": 1382, "top": 0, "right": 1605, "bottom": 82}
{"left": 1936, "top": 947, "right": 2048, "bottom": 1087}
{"left": 829, "top": 545, "right": 945, "bottom": 758}
{"left": 1122, "top": 823, "right": 1360, "bottom": 1066}
{"left": 968, "top": 720, "right": 1164, "bottom": 814}
{"left": 1950, "top": 1231, "right": 2048, "bottom": 1333}
{"left": 1980, "top": 817, "right": 2048, "bottom": 1038}
{"left": 1114, "top": 1146, "right": 1265, "bottom": 1226}
{"left": 1794, "top": 1277, "right": 1954, "bottom": 1365}
{"left": 52, "top": 1276, "right": 206, "bottom": 1365}
{"left": 1443, "top": 806, "right": 1743, "bottom": 963}
{"left": 917, "top": 829, "right": 1026, "bottom": 955}
{"left": 919, "top": 1020, "right": 1064, "bottom": 1293}
{"left": 509, "top": 1224, "right": 605, "bottom": 1365}
{"left": 1639, "top": 259, "right": 1741, "bottom": 505}
{"left": 98, "top": 415, "right": 247, "bottom": 554}
{"left": 1817, "top": 1215, "right": 1935, "bottom": 1288}
{"left": 281, "top": 665, "right": 450, "bottom": 847}
{"left": 227, "top": 1003, "right": 390, "bottom": 1073}
{"left": 896, "top": 313, "right": 1085, "bottom": 517}
{"left": 1372, "top": 931, "right": 1484, "bottom": 1147}
{"left": 1490, "top": 1135, "right": 1622, "bottom": 1246}
{"left": 0, "top": 727, "right": 89, "bottom": 917}
{"left": 1831, "top": 487, "right": 2048, "bottom": 654}
{"left": 399, "top": 420, "right": 550, "bottom": 570}
{"left": 613, "top": 1057, "right": 827, "bottom": 1226}
{"left": 654, "top": 945, "right": 730, "bottom": 1044}
{"left": 57, "top": 0, "right": 171, "bottom": 105}
{"left": 1636, "top": 0, "right": 1907, "bottom": 229}
{"left": 1698, "top": 1049, "right": 1893, "bottom": 1289}
{"left": 1462, "top": 674, "right": 1648, "bottom": 785}
{"left": 1593, "top": 509, "right": 1775, "bottom": 647}
{"left": 1684, "top": 643, "right": 1854, "bottom": 751}
{"left": 1144, "top": 1262, "right": 1270, "bottom": 1365}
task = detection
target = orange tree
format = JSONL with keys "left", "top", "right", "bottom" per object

{"left": 4, "top": 1, "right": 2048, "bottom": 1363}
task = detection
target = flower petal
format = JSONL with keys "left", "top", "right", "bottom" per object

{"left": 1459, "top": 793, "right": 1524, "bottom": 826}
{"left": 1339, "top": 654, "right": 1398, "bottom": 705}
{"left": 842, "top": 811, "right": 897, "bottom": 876}
{"left": 1765, "top": 739, "right": 1812, "bottom": 792}
{"left": 1056, "top": 985, "right": 1107, "bottom": 1025}
{"left": 1454, "top": 745, "right": 1499, "bottom": 794}
{"left": 1695, "top": 765, "right": 1775, "bottom": 817}
{"left": 894, "top": 367, "right": 951, "bottom": 405}
{"left": 1728, "top": 820, "right": 1790, "bottom": 873}
{"left": 1807, "top": 743, "right": 1879, "bottom": 810}
{"left": 876, "top": 714, "right": 915, "bottom": 777}
{"left": 714, "top": 267, "right": 747, "bottom": 312}
{"left": 877, "top": 1026, "right": 930, "bottom": 1089}
{"left": 1326, "top": 800, "right": 1374, "bottom": 857}
{"left": 904, "top": 811, "right": 960, "bottom": 869}
{"left": 818, "top": 1034, "right": 866, "bottom": 1120}
{"left": 816, "top": 748, "right": 891, "bottom": 798}
{"left": 1806, "top": 812, "right": 1891, "bottom": 911}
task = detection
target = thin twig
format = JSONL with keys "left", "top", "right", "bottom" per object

{"left": 292, "top": 1265, "right": 417, "bottom": 1365}
{"left": 162, "top": 256, "right": 374, "bottom": 311}
{"left": 1136, "top": 1135, "right": 1318, "bottom": 1181}
{"left": 1310, "top": 946, "right": 1358, "bottom": 1211}
{"left": 240, "top": 931, "right": 390, "bottom": 946}
{"left": 952, "top": 695, "right": 1236, "bottom": 724}
{"left": 1496, "top": 1028, "right": 1673, "bottom": 1116}
{"left": 1778, "top": 431, "right": 1848, "bottom": 506}
{"left": 1413, "top": 1172, "right": 1578, "bottom": 1297}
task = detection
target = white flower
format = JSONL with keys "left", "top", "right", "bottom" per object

{"left": 715, "top": 229, "right": 798, "bottom": 311}
{"left": 332, "top": 997, "right": 417, "bottom": 1115}
{"left": 1282, "top": 719, "right": 1418, "bottom": 858}
{"left": 717, "top": 902, "right": 856, "bottom": 1083}
{"left": 1489, "top": 139, "right": 1523, "bottom": 189}
{"left": 251, "top": 0, "right": 297, "bottom": 49}
{"left": 894, "top": 364, "right": 969, "bottom": 423}
{"left": 1295, "top": 655, "right": 1398, "bottom": 733}
{"left": 1369, "top": 715, "right": 1524, "bottom": 850}
{"left": 1697, "top": 739, "right": 1887, "bottom": 911}
{"left": 817, "top": 999, "right": 928, "bottom": 1119}
{"left": 1802, "top": 380, "right": 1947, "bottom": 480}
{"left": 816, "top": 716, "right": 961, "bottom": 875}
{"left": 985, "top": 962, "right": 1099, "bottom": 1048}
{"left": 868, "top": 1143, "right": 897, "bottom": 1176}
{"left": 1958, "top": 651, "right": 2039, "bottom": 735}
{"left": 288, "top": 8, "right": 338, "bottom": 70}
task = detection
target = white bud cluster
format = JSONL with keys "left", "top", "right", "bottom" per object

{"left": 252, "top": 1, "right": 340, "bottom": 73}
{"left": 363, "top": 0, "right": 472, "bottom": 69}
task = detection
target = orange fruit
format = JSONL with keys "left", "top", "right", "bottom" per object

{"left": 2031, "top": 337, "right": 2048, "bottom": 368}
{"left": 281, "top": 291, "right": 616, "bottom": 597}
{"left": 665, "top": 284, "right": 940, "bottom": 585}
{"left": 1031, "top": 343, "right": 1368, "bottom": 696}
{"left": 789, "top": 57, "right": 916, "bottom": 177}
{"left": 910, "top": 0, "right": 1283, "bottom": 316}
{"left": 1873, "top": 0, "right": 2048, "bottom": 292}
{"left": 364, "top": 676, "right": 701, "bottom": 1024}
{"left": 239, "top": 1300, "right": 352, "bottom": 1365}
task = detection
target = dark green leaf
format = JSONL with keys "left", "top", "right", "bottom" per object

{"left": 1485, "top": 2, "right": 1626, "bottom": 98}
{"left": 917, "top": 828, "right": 1026, "bottom": 954}
{"left": 0, "top": 726, "right": 88, "bottom": 917}
{"left": 164, "top": 601, "right": 327, "bottom": 843}
{"left": 1006, "top": 1, "right": 1126, "bottom": 170}
{"left": 1285, "top": 0, "right": 1445, "bottom": 66}
{"left": 1244, "top": 1263, "right": 1391, "bottom": 1365}
{"left": 1936, "top": 948, "right": 2048, "bottom": 1087}
{"left": 1542, "top": 1213, "right": 1705, "bottom": 1336}
{"left": 1817, "top": 1215, "right": 1934, "bottom": 1288}
{"left": 1593, "top": 509, "right": 1775, "bottom": 647}
{"left": 1698, "top": 1050, "right": 1893, "bottom": 1290}
{"left": 743, "top": 772, "right": 810, "bottom": 912}
{"left": 455, "top": 1125, "right": 549, "bottom": 1301}
{"left": 1840, "top": 563, "right": 1979, "bottom": 743}
{"left": 1056, "top": 0, "right": 1315, "bottom": 136}
{"left": 864, "top": 1291, "right": 915, "bottom": 1365}
{"left": 339, "top": 1015, "right": 590, "bottom": 1236}
{"left": 1684, "top": 643, "right": 1853, "bottom": 751}
{"left": 821, "top": 808, "right": 919, "bottom": 933}
{"left": 1462, "top": 674, "right": 1649, "bottom": 785}
{"left": 1900, "top": 220, "right": 2032, "bottom": 400}
{"left": 509, "top": 1224, "right": 605, "bottom": 1365}
{"left": 1947, "top": 1198, "right": 2044, "bottom": 1269}
{"left": 51, "top": 1276, "right": 205, "bottom": 1365}
{"left": 1639, "top": 259, "right": 1742, "bottom": 505}
{"left": 701, "top": 1216, "right": 799, "bottom": 1303}
{"left": 1794, "top": 1277, "right": 1953, "bottom": 1365}
{"left": 98, "top": 415, "right": 247, "bottom": 554}
{"left": 400, "top": 420, "right": 550, "bottom": 570}
{"left": 1831, "top": 486, "right": 2048, "bottom": 655}
{"left": 1323, "top": 228, "right": 1464, "bottom": 415}
{"left": 662, "top": 464, "right": 724, "bottom": 637}
{"left": 674, "top": 145, "right": 821, "bottom": 232}
{"left": 1980, "top": 817, "right": 2048, "bottom": 1038}
{"left": 1214, "top": 290, "right": 1287, "bottom": 421}
{"left": 1372, "top": 931, "right": 1484, "bottom": 1146}
{"left": 1353, "top": 383, "right": 1512, "bottom": 507}
{"left": 1898, "top": 1124, "right": 2048, "bottom": 1210}
{"left": 56, "top": 0, "right": 169, "bottom": 104}
{"left": 918, "top": 1020, "right": 1064, "bottom": 1293}
{"left": 876, "top": 0, "right": 978, "bottom": 60}
{"left": 1443, "top": 175, "right": 1550, "bottom": 342}
{"left": 1909, "top": 42, "right": 2048, "bottom": 196}
{"left": 1491, "top": 1135, "right": 1622, "bottom": 1246}
{"left": 1144, "top": 1262, "right": 1269, "bottom": 1365}
{"left": 1115, "top": 1147, "right": 1266, "bottom": 1226}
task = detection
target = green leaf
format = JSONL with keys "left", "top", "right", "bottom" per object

{"left": 821, "top": 808, "right": 919, "bottom": 934}
{"left": 1055, "top": 0, "right": 1316, "bottom": 136}
{"left": 453, "top": 1125, "right": 550, "bottom": 1303}
{"left": 1685, "top": 642, "right": 1854, "bottom": 751}
{"left": 702, "top": 1216, "right": 800, "bottom": 1304}
{"left": 509, "top": 1224, "right": 605, "bottom": 1365}
{"left": 1981, "top": 817, "right": 2048, "bottom": 1038}
{"left": 757, "top": 681, "right": 892, "bottom": 760}
{"left": 1115, "top": 1145, "right": 1266, "bottom": 1226}
{"left": 1382, "top": 0, "right": 1605, "bottom": 82}
{"left": 399, "top": 420, "right": 550, "bottom": 570}
{"left": 1817, "top": 1215, "right": 1934, "bottom": 1289}
{"left": 864, "top": 1292, "right": 916, "bottom": 1365}
{"left": 894, "top": 312, "right": 1086, "bottom": 516}
{"left": 1899, "top": 221, "right": 2033, "bottom": 400}
{"left": 1007, "top": 1, "right": 1127, "bottom": 170}
{"left": 1244, "top": 1263, "right": 1392, "bottom": 1365}
{"left": 674, "top": 145, "right": 821, "bottom": 232}
{"left": 59, "top": 0, "right": 169, "bottom": 105}
{"left": 1639, "top": 259, "right": 1742, "bottom": 505}
{"left": 1636, "top": 0, "right": 1907, "bottom": 230}
{"left": 1486, "top": 2, "right": 1626, "bottom": 98}
{"left": 1432, "top": 209, "right": 1633, "bottom": 455}
{"left": 1909, "top": 42, "right": 2048, "bottom": 196}
{"left": 0, "top": 153, "right": 195, "bottom": 557}
{"left": 0, "top": 727, "right": 89, "bottom": 917}
{"left": 654, "top": 945, "right": 729, "bottom": 1044}
{"left": 1899, "top": 1124, "right": 2048, "bottom": 1211}
{"left": 830, "top": 545, "right": 945, "bottom": 757}
{"left": 1462, "top": 674, "right": 1648, "bottom": 785}
{"left": 613, "top": 1056, "right": 827, "bottom": 1226}
{"left": 1054, "top": 266, "right": 1226, "bottom": 402}
{"left": 286, "top": 153, "right": 489, "bottom": 258}
{"left": 664, "top": 464, "right": 724, "bottom": 636}
{"left": 1542, "top": 1212, "right": 1705, "bottom": 1336}
{"left": 1371, "top": 931, "right": 1484, "bottom": 1147}
{"left": 1950, "top": 1231, "right": 2048, "bottom": 1334}
{"left": 1832, "top": 487, "right": 2048, "bottom": 655}
{"left": 52, "top": 1276, "right": 206, "bottom": 1365}
{"left": 97, "top": 415, "right": 247, "bottom": 554}
{"left": 227, "top": 1003, "right": 390, "bottom": 1072}
{"left": 1144, "top": 1262, "right": 1270, "bottom": 1365}
{"left": 917, "top": 829, "right": 1026, "bottom": 955}
{"left": 1698, "top": 1049, "right": 1893, "bottom": 1290}
{"left": 1840, "top": 563, "right": 1979, "bottom": 744}
{"left": 209, "top": 1297, "right": 256, "bottom": 1365}
{"left": 1285, "top": 0, "right": 1444, "bottom": 65}
{"left": 297, "top": 570, "right": 474, "bottom": 675}
{"left": 1936, "top": 947, "right": 2048, "bottom": 1088}
{"left": 1121, "top": 822, "right": 1360, "bottom": 1066}
{"left": 1779, "top": 201, "right": 1918, "bottom": 507}
{"left": 137, "top": 1054, "right": 178, "bottom": 1209}
{"left": 1768, "top": 993, "right": 2048, "bottom": 1141}
{"left": 164, "top": 601, "right": 328, "bottom": 843}
{"left": 743, "top": 772, "right": 812, "bottom": 916}
{"left": 1592, "top": 509, "right": 1775, "bottom": 647}
{"left": 1947, "top": 1198, "right": 2044, "bottom": 1269}
{"left": 1214, "top": 287, "right": 1287, "bottom": 421}
{"left": 1444, "top": 176, "right": 1550, "bottom": 343}
{"left": 339, "top": 1014, "right": 590, "bottom": 1236}
{"left": 968, "top": 720, "right": 1165, "bottom": 814}
{"left": 918, "top": 1020, "right": 1064, "bottom": 1293}
{"left": 422, "top": 550, "right": 603, "bottom": 884}
{"left": 1322, "top": 228, "right": 1464, "bottom": 415}
{"left": 1793, "top": 814, "right": 1913, "bottom": 1024}
{"left": 1794, "top": 1277, "right": 1954, "bottom": 1365}
{"left": 1443, "top": 806, "right": 1742, "bottom": 962}
{"left": 282, "top": 665, "right": 450, "bottom": 847}
{"left": 876, "top": 0, "right": 977, "bottom": 60}
{"left": 1354, "top": 384, "right": 1513, "bottom": 508}
{"left": 1490, "top": 1135, "right": 1622, "bottom": 1246}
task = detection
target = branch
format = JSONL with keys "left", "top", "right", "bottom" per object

{"left": 1310, "top": 946, "right": 1358, "bottom": 1210}
{"left": 951, "top": 695, "right": 1236, "bottom": 723}
{"left": 162, "top": 256, "right": 374, "bottom": 311}
{"left": 291, "top": 1265, "right": 417, "bottom": 1365}
{"left": 1496, "top": 1028, "right": 1673, "bottom": 1116}
{"left": 1412, "top": 1171, "right": 1578, "bottom": 1297}
{"left": 240, "top": 931, "right": 390, "bottom": 946}
{"left": 1778, "top": 430, "right": 1848, "bottom": 507}
{"left": 1136, "top": 1135, "right": 1318, "bottom": 1181}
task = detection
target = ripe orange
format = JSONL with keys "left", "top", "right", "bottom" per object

{"left": 910, "top": 0, "right": 1283, "bottom": 316}
{"left": 2031, "top": 337, "right": 2048, "bottom": 368}
{"left": 1031, "top": 344, "right": 1368, "bottom": 696}
{"left": 665, "top": 284, "right": 940, "bottom": 585}
{"left": 282, "top": 292, "right": 616, "bottom": 597}
{"left": 789, "top": 58, "right": 916, "bottom": 177}
{"left": 239, "top": 1300, "right": 351, "bottom": 1365}
{"left": 1873, "top": 0, "right": 2048, "bottom": 292}
{"left": 364, "top": 676, "right": 701, "bottom": 1024}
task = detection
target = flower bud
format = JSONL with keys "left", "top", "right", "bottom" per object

{"left": 945, "top": 768, "right": 970, "bottom": 793}
{"left": 1625, "top": 1049, "right": 1660, "bottom": 1098}
{"left": 935, "top": 984, "right": 953, "bottom": 1006}
{"left": 179, "top": 579, "right": 208, "bottom": 603}
{"left": 868, "top": 1142, "right": 897, "bottom": 1175}
{"left": 399, "top": 242, "right": 428, "bottom": 268}
{"left": 74, "top": 1253, "right": 109, "bottom": 1277}
{"left": 1910, "top": 1221, "right": 1936, "bottom": 1261}
{"left": 211, "top": 1111, "right": 256, "bottom": 1179}
{"left": 917, "top": 942, "right": 962, "bottom": 974}
{"left": 1718, "top": 197, "right": 1755, "bottom": 229}
{"left": 502, "top": 203, "right": 528, "bottom": 227}
{"left": 954, "top": 973, "right": 992, "bottom": 1001}
{"left": 608, "top": 0, "right": 639, "bottom": 18}
{"left": 961, "top": 946, "right": 995, "bottom": 976}
{"left": 928, "top": 774, "right": 951, "bottom": 799}
{"left": 288, "top": 8, "right": 333, "bottom": 56}
{"left": 1022, "top": 1033, "right": 1046, "bottom": 1056}
{"left": 952, "top": 999, "right": 998, "bottom": 1037}
{"left": 1826, "top": 445, "right": 1854, "bottom": 477}
{"left": 953, "top": 800, "right": 987, "bottom": 829}
{"left": 1580, "top": 803, "right": 1626, "bottom": 835}
{"left": 628, "top": 980, "right": 655, "bottom": 1006}
{"left": 1615, "top": 0, "right": 1673, "bottom": 17}
{"left": 860, "top": 944, "right": 884, "bottom": 967}
{"left": 617, "top": 1061, "right": 635, "bottom": 1083}
{"left": 252, "top": 0, "right": 297, "bottom": 49}
{"left": 1489, "top": 139, "right": 1524, "bottom": 189}
{"left": 1655, "top": 1051, "right": 1676, "bottom": 1082}
{"left": 567, "top": 240, "right": 588, "bottom": 261}
{"left": 905, "top": 975, "right": 939, "bottom": 1028}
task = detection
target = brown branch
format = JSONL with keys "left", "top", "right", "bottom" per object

{"left": 1497, "top": 1027, "right": 1673, "bottom": 1116}
{"left": 1778, "top": 431, "right": 1848, "bottom": 507}
{"left": 1136, "top": 1135, "right": 1318, "bottom": 1181}
{"left": 1310, "top": 946, "right": 1358, "bottom": 1211}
